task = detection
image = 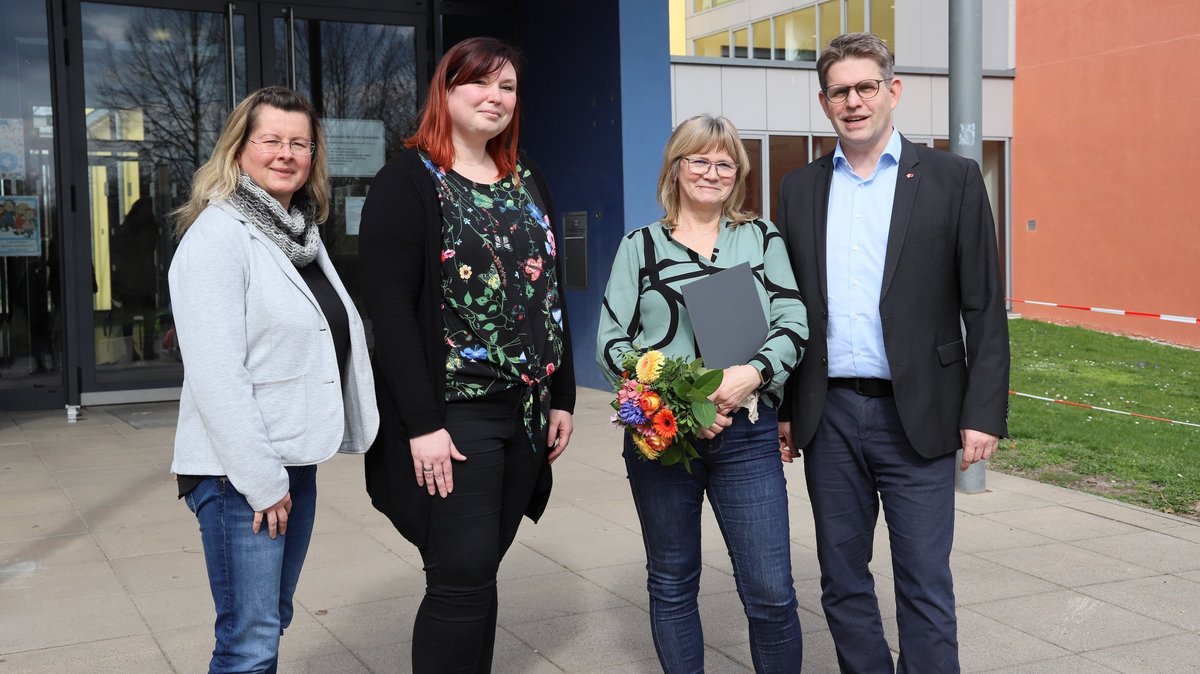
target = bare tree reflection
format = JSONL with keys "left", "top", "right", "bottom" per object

{"left": 94, "top": 9, "right": 227, "bottom": 185}
{"left": 281, "top": 20, "right": 418, "bottom": 158}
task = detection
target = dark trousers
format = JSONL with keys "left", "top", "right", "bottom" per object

{"left": 805, "top": 386, "right": 959, "bottom": 674}
{"left": 412, "top": 389, "right": 544, "bottom": 674}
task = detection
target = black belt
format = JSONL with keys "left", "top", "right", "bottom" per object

{"left": 829, "top": 378, "right": 894, "bottom": 397}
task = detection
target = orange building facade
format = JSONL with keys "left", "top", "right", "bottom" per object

{"left": 1012, "top": 0, "right": 1200, "bottom": 347}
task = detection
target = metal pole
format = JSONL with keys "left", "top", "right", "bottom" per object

{"left": 950, "top": 0, "right": 987, "bottom": 493}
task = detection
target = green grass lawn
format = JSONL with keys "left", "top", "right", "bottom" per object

{"left": 995, "top": 319, "right": 1200, "bottom": 517}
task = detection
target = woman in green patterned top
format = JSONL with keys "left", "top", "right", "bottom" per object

{"left": 597, "top": 114, "right": 808, "bottom": 673}
{"left": 359, "top": 37, "right": 575, "bottom": 673}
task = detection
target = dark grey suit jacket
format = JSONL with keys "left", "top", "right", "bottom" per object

{"left": 777, "top": 135, "right": 1009, "bottom": 458}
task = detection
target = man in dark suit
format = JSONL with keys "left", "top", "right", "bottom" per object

{"left": 776, "top": 33, "right": 1009, "bottom": 673}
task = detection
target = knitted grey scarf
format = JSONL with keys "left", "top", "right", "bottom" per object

{"left": 228, "top": 172, "right": 320, "bottom": 266}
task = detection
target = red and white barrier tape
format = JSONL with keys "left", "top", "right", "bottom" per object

{"left": 1007, "top": 299, "right": 1198, "bottom": 325}
{"left": 1010, "top": 390, "right": 1200, "bottom": 429}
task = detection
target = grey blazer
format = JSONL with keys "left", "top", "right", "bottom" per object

{"left": 169, "top": 200, "right": 379, "bottom": 511}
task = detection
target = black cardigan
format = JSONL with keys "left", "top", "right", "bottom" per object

{"left": 359, "top": 147, "right": 576, "bottom": 545}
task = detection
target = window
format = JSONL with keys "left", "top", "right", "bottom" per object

{"left": 817, "top": 0, "right": 842, "bottom": 50}
{"left": 690, "top": 1, "right": 893, "bottom": 62}
{"left": 732, "top": 27, "right": 749, "bottom": 58}
{"left": 694, "top": 31, "right": 729, "bottom": 57}
{"left": 743, "top": 138, "right": 763, "bottom": 218}
{"left": 751, "top": 19, "right": 772, "bottom": 59}
{"left": 768, "top": 135, "right": 809, "bottom": 219}
{"left": 693, "top": 0, "right": 741, "bottom": 12}
{"left": 869, "top": 0, "right": 894, "bottom": 50}
{"left": 775, "top": 8, "right": 816, "bottom": 62}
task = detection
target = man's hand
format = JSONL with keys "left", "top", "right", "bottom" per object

{"left": 778, "top": 420, "right": 800, "bottom": 463}
{"left": 960, "top": 428, "right": 999, "bottom": 471}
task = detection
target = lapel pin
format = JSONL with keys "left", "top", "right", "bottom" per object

{"left": 906, "top": 173, "right": 915, "bottom": 179}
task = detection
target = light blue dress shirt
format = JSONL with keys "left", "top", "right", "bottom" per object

{"left": 825, "top": 128, "right": 902, "bottom": 380}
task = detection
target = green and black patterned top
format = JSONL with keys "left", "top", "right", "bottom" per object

{"left": 421, "top": 152, "right": 566, "bottom": 445}
{"left": 597, "top": 219, "right": 808, "bottom": 408}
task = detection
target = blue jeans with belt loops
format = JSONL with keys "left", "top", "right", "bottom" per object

{"left": 625, "top": 403, "right": 802, "bottom": 673}
{"left": 185, "top": 465, "right": 318, "bottom": 674}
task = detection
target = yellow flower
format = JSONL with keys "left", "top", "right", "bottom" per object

{"left": 459, "top": 264, "right": 473, "bottom": 280}
{"left": 636, "top": 350, "right": 665, "bottom": 383}
{"left": 630, "top": 433, "right": 661, "bottom": 460}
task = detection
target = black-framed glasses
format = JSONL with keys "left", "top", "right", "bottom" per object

{"left": 248, "top": 137, "right": 316, "bottom": 155}
{"left": 681, "top": 156, "right": 738, "bottom": 178}
{"left": 823, "top": 78, "right": 890, "bottom": 104}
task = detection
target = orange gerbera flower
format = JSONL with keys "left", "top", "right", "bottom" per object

{"left": 652, "top": 408, "right": 678, "bottom": 440}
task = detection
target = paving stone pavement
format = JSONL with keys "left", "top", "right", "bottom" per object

{"left": 2, "top": 387, "right": 1199, "bottom": 673}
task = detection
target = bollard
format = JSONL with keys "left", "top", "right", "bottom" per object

{"left": 955, "top": 450, "right": 987, "bottom": 493}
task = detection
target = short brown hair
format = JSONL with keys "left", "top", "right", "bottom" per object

{"left": 816, "top": 32, "right": 894, "bottom": 90}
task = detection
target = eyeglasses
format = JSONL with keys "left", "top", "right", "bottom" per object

{"left": 681, "top": 157, "right": 738, "bottom": 178}
{"left": 822, "top": 79, "right": 890, "bottom": 104}
{"left": 248, "top": 137, "right": 316, "bottom": 155}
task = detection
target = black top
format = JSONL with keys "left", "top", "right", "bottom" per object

{"left": 298, "top": 261, "right": 350, "bottom": 378}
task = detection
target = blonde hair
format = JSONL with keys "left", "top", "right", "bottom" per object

{"left": 656, "top": 114, "right": 756, "bottom": 228}
{"left": 172, "top": 86, "right": 329, "bottom": 239}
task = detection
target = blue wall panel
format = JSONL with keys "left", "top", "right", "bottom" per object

{"left": 519, "top": 0, "right": 670, "bottom": 391}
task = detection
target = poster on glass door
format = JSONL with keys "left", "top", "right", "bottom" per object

{"left": 0, "top": 195, "right": 41, "bottom": 256}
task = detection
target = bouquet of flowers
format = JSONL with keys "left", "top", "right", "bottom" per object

{"left": 611, "top": 350, "right": 723, "bottom": 472}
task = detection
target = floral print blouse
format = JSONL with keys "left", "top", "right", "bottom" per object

{"left": 421, "top": 152, "right": 566, "bottom": 447}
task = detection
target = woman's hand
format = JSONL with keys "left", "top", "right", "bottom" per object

{"left": 547, "top": 409, "right": 573, "bottom": 463}
{"left": 411, "top": 428, "right": 468, "bottom": 497}
{"left": 698, "top": 410, "right": 734, "bottom": 439}
{"left": 253, "top": 492, "right": 292, "bottom": 539}
{"left": 710, "top": 364, "right": 762, "bottom": 415}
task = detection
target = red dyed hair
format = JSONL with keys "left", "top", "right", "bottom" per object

{"left": 405, "top": 37, "right": 522, "bottom": 180}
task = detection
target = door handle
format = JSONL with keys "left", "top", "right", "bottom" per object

{"left": 225, "top": 3, "right": 237, "bottom": 111}
{"left": 284, "top": 6, "right": 297, "bottom": 89}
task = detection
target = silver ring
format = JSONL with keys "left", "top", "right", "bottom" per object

{"left": 422, "top": 466, "right": 433, "bottom": 473}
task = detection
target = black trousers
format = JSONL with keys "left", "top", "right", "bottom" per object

{"left": 412, "top": 388, "right": 544, "bottom": 674}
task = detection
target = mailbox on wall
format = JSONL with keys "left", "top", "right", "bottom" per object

{"left": 562, "top": 210, "right": 587, "bottom": 289}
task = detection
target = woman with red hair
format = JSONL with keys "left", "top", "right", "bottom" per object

{"left": 359, "top": 37, "right": 575, "bottom": 672}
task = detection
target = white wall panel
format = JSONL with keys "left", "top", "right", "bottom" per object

{"left": 894, "top": 74, "right": 933, "bottom": 137}
{"left": 764, "top": 68, "right": 814, "bottom": 132}
{"left": 721, "top": 67, "right": 769, "bottom": 129}
{"left": 930, "top": 75, "right": 950, "bottom": 137}
{"left": 673, "top": 64, "right": 725, "bottom": 124}
{"left": 982, "top": 77, "right": 1013, "bottom": 138}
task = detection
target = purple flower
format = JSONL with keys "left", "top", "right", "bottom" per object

{"left": 617, "top": 400, "right": 647, "bottom": 426}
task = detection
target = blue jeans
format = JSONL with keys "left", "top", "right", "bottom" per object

{"left": 185, "top": 465, "right": 318, "bottom": 674}
{"left": 806, "top": 387, "right": 958, "bottom": 673}
{"left": 625, "top": 403, "right": 802, "bottom": 674}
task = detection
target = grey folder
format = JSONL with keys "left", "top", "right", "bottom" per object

{"left": 680, "top": 262, "right": 768, "bottom": 369}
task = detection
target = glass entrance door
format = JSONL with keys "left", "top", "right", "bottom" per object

{"left": 0, "top": 0, "right": 65, "bottom": 410}
{"left": 261, "top": 3, "right": 425, "bottom": 305}
{"left": 68, "top": 1, "right": 424, "bottom": 405}
{"left": 76, "top": 1, "right": 248, "bottom": 401}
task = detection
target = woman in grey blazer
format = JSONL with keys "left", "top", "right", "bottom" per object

{"left": 168, "top": 86, "right": 378, "bottom": 674}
